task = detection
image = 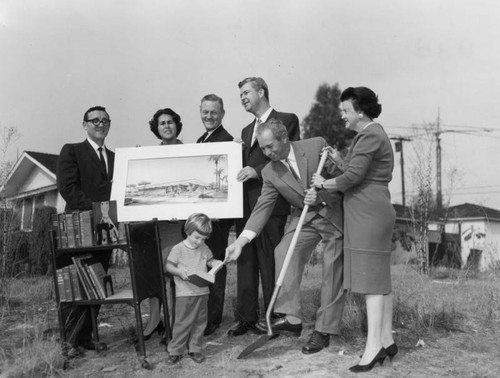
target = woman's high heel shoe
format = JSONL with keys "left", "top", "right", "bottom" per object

{"left": 143, "top": 321, "right": 165, "bottom": 341}
{"left": 349, "top": 348, "right": 387, "bottom": 373}
{"left": 385, "top": 343, "right": 398, "bottom": 360}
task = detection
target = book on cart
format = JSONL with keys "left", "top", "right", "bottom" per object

{"left": 62, "top": 266, "right": 74, "bottom": 301}
{"left": 79, "top": 210, "right": 95, "bottom": 247}
{"left": 72, "top": 255, "right": 99, "bottom": 299}
{"left": 65, "top": 213, "right": 76, "bottom": 248}
{"left": 69, "top": 264, "right": 83, "bottom": 300}
{"left": 57, "top": 213, "right": 68, "bottom": 248}
{"left": 56, "top": 268, "right": 68, "bottom": 302}
{"left": 84, "top": 257, "right": 108, "bottom": 299}
{"left": 71, "top": 212, "right": 81, "bottom": 247}
{"left": 54, "top": 210, "right": 96, "bottom": 249}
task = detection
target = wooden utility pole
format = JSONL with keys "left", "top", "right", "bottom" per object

{"left": 391, "top": 136, "right": 412, "bottom": 208}
{"left": 435, "top": 109, "right": 442, "bottom": 213}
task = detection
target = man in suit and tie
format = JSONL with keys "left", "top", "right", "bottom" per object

{"left": 196, "top": 94, "right": 234, "bottom": 336}
{"left": 228, "top": 77, "right": 300, "bottom": 337}
{"left": 226, "top": 118, "right": 345, "bottom": 354}
{"left": 56, "top": 105, "right": 114, "bottom": 356}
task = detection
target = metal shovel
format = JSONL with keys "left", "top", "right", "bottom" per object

{"left": 237, "top": 150, "right": 329, "bottom": 359}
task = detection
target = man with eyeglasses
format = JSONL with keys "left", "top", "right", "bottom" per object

{"left": 56, "top": 105, "right": 114, "bottom": 357}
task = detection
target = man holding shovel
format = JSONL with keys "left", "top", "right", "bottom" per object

{"left": 226, "top": 118, "right": 345, "bottom": 354}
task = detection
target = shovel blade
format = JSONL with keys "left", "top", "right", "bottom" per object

{"left": 237, "top": 333, "right": 279, "bottom": 359}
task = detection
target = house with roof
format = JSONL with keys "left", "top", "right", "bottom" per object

{"left": 443, "top": 203, "right": 500, "bottom": 271}
{"left": 392, "top": 202, "right": 500, "bottom": 271}
{"left": 0, "top": 151, "right": 64, "bottom": 230}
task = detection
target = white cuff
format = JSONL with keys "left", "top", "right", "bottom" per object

{"left": 240, "top": 229, "right": 257, "bottom": 242}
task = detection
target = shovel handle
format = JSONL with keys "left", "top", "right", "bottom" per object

{"left": 265, "top": 149, "right": 329, "bottom": 335}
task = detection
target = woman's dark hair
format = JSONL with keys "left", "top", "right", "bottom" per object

{"left": 340, "top": 87, "right": 382, "bottom": 119}
{"left": 149, "top": 108, "right": 183, "bottom": 139}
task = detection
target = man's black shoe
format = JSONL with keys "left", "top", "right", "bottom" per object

{"left": 203, "top": 322, "right": 219, "bottom": 336}
{"left": 256, "top": 317, "right": 302, "bottom": 336}
{"left": 227, "top": 322, "right": 260, "bottom": 337}
{"left": 302, "top": 330, "right": 330, "bottom": 354}
{"left": 271, "top": 312, "right": 286, "bottom": 321}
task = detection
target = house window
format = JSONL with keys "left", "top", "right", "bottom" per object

{"left": 21, "top": 197, "right": 34, "bottom": 231}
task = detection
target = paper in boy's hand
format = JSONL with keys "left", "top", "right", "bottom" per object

{"left": 187, "top": 261, "right": 226, "bottom": 287}
{"left": 187, "top": 271, "right": 215, "bottom": 287}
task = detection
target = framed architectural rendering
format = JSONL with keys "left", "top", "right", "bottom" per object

{"left": 110, "top": 142, "right": 243, "bottom": 222}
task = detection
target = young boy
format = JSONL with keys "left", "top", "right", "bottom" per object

{"left": 165, "top": 213, "right": 222, "bottom": 365}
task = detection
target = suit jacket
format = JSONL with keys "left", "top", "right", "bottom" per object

{"left": 196, "top": 125, "right": 234, "bottom": 230}
{"left": 196, "top": 125, "right": 234, "bottom": 143}
{"left": 57, "top": 139, "right": 115, "bottom": 211}
{"left": 240, "top": 109, "right": 300, "bottom": 217}
{"left": 245, "top": 137, "right": 343, "bottom": 236}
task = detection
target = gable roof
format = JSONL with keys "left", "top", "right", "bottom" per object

{"left": 445, "top": 203, "right": 500, "bottom": 222}
{"left": 25, "top": 151, "right": 59, "bottom": 174}
{"left": 0, "top": 151, "right": 59, "bottom": 199}
{"left": 393, "top": 204, "right": 412, "bottom": 220}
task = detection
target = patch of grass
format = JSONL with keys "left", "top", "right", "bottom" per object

{"left": 340, "top": 293, "right": 367, "bottom": 339}
{"left": 4, "top": 275, "right": 54, "bottom": 305}
{"left": 0, "top": 312, "right": 65, "bottom": 377}
{"left": 3, "top": 253, "right": 500, "bottom": 376}
{"left": 299, "top": 262, "right": 499, "bottom": 346}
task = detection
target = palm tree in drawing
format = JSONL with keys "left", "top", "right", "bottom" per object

{"left": 208, "top": 155, "right": 225, "bottom": 191}
{"left": 215, "top": 168, "right": 225, "bottom": 191}
{"left": 220, "top": 175, "right": 228, "bottom": 191}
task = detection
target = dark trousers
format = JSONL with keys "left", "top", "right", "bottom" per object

{"left": 60, "top": 250, "right": 112, "bottom": 346}
{"left": 235, "top": 214, "right": 286, "bottom": 323}
{"left": 204, "top": 219, "right": 232, "bottom": 325}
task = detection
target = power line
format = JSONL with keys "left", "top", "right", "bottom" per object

{"left": 392, "top": 189, "right": 500, "bottom": 197}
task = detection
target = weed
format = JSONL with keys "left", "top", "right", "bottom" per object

{"left": 0, "top": 313, "right": 65, "bottom": 377}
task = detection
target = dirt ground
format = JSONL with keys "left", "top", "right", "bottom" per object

{"left": 61, "top": 318, "right": 500, "bottom": 378}
{"left": 58, "top": 264, "right": 500, "bottom": 377}
{"left": 2, "top": 263, "right": 500, "bottom": 377}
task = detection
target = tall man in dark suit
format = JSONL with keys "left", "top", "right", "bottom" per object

{"left": 228, "top": 77, "right": 300, "bottom": 336}
{"left": 226, "top": 118, "right": 345, "bottom": 354}
{"left": 56, "top": 106, "right": 114, "bottom": 354}
{"left": 196, "top": 94, "right": 234, "bottom": 336}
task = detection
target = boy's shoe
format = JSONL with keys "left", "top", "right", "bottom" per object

{"left": 166, "top": 355, "right": 182, "bottom": 365}
{"left": 189, "top": 352, "right": 206, "bottom": 363}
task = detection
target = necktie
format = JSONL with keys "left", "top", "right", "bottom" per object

{"left": 251, "top": 119, "right": 262, "bottom": 146}
{"left": 285, "top": 158, "right": 301, "bottom": 182}
{"left": 198, "top": 132, "right": 208, "bottom": 143}
{"left": 98, "top": 147, "right": 107, "bottom": 176}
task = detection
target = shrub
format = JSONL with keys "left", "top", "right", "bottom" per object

{"left": 28, "top": 206, "right": 57, "bottom": 276}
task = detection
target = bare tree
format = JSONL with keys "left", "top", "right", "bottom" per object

{"left": 407, "top": 123, "right": 436, "bottom": 274}
{"left": 1, "top": 125, "right": 21, "bottom": 300}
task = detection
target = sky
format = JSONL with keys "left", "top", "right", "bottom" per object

{"left": 1, "top": 0, "right": 500, "bottom": 208}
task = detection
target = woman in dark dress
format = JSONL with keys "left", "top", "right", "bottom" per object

{"left": 142, "top": 108, "right": 185, "bottom": 340}
{"left": 312, "top": 87, "right": 397, "bottom": 373}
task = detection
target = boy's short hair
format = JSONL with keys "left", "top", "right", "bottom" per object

{"left": 184, "top": 213, "right": 212, "bottom": 237}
